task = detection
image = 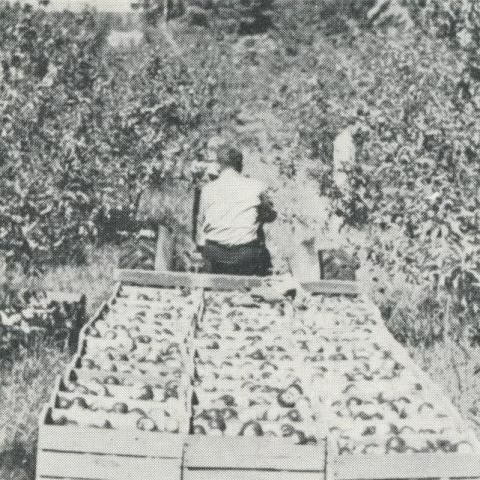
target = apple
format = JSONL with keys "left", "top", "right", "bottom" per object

{"left": 104, "top": 330, "right": 117, "bottom": 340}
{"left": 165, "top": 417, "right": 180, "bottom": 433}
{"left": 57, "top": 397, "right": 72, "bottom": 409}
{"left": 136, "top": 385, "right": 154, "bottom": 401}
{"left": 137, "top": 417, "right": 157, "bottom": 431}
{"left": 239, "top": 421, "right": 263, "bottom": 436}
{"left": 104, "top": 376, "right": 120, "bottom": 385}
{"left": 72, "top": 397, "right": 89, "bottom": 409}
{"left": 112, "top": 402, "right": 128, "bottom": 414}
{"left": 193, "top": 425, "right": 207, "bottom": 435}
{"left": 89, "top": 327, "right": 101, "bottom": 338}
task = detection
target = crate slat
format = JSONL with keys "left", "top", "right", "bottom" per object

{"left": 38, "top": 423, "right": 184, "bottom": 457}
{"left": 37, "top": 450, "right": 181, "bottom": 480}
{"left": 184, "top": 436, "right": 326, "bottom": 471}
{"left": 333, "top": 453, "right": 480, "bottom": 480}
{"left": 115, "top": 269, "right": 264, "bottom": 290}
{"left": 115, "top": 269, "right": 359, "bottom": 296}
{"left": 184, "top": 471, "right": 323, "bottom": 480}
{"left": 68, "top": 366, "right": 182, "bottom": 386}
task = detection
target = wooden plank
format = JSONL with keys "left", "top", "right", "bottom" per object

{"left": 302, "top": 280, "right": 359, "bottom": 296}
{"left": 36, "top": 450, "right": 181, "bottom": 480}
{"left": 67, "top": 367, "right": 182, "bottom": 389}
{"left": 76, "top": 284, "right": 121, "bottom": 346}
{"left": 184, "top": 436, "right": 325, "bottom": 471}
{"left": 38, "top": 423, "right": 183, "bottom": 457}
{"left": 115, "top": 269, "right": 359, "bottom": 296}
{"left": 185, "top": 471, "right": 323, "bottom": 480}
{"left": 116, "top": 269, "right": 266, "bottom": 290}
{"left": 333, "top": 453, "right": 480, "bottom": 480}
{"left": 155, "top": 224, "right": 175, "bottom": 271}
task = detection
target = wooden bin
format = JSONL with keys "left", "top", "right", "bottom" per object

{"left": 37, "top": 404, "right": 327, "bottom": 480}
{"left": 36, "top": 270, "right": 480, "bottom": 480}
{"left": 183, "top": 436, "right": 327, "bottom": 480}
{"left": 36, "top": 405, "right": 184, "bottom": 480}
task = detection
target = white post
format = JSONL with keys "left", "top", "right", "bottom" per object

{"left": 155, "top": 224, "right": 174, "bottom": 271}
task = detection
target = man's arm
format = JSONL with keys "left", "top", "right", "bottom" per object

{"left": 258, "top": 190, "right": 277, "bottom": 224}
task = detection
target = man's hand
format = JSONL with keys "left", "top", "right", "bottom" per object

{"left": 258, "top": 192, "right": 277, "bottom": 224}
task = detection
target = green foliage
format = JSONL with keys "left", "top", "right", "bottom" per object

{"left": 320, "top": 32, "right": 480, "bottom": 319}
{"left": 0, "top": 3, "right": 220, "bottom": 270}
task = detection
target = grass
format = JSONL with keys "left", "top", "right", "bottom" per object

{"left": 411, "top": 341, "right": 480, "bottom": 438}
{"left": 0, "top": 342, "right": 69, "bottom": 480}
{"left": 0, "top": 245, "right": 121, "bottom": 480}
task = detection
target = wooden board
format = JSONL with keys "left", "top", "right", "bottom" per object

{"left": 36, "top": 411, "right": 183, "bottom": 480}
{"left": 184, "top": 471, "right": 322, "bottom": 480}
{"left": 184, "top": 435, "right": 326, "bottom": 471}
{"left": 115, "top": 269, "right": 360, "bottom": 296}
{"left": 67, "top": 366, "right": 182, "bottom": 388}
{"left": 333, "top": 452, "right": 480, "bottom": 480}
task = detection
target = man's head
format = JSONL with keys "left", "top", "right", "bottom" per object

{"left": 217, "top": 146, "right": 243, "bottom": 173}
{"left": 206, "top": 136, "right": 227, "bottom": 162}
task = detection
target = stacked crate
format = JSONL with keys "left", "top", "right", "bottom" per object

{"left": 37, "top": 282, "right": 203, "bottom": 480}
{"left": 36, "top": 270, "right": 480, "bottom": 480}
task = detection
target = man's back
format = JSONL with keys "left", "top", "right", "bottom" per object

{"left": 200, "top": 169, "right": 265, "bottom": 247}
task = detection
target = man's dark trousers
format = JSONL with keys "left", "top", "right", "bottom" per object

{"left": 203, "top": 240, "right": 271, "bottom": 276}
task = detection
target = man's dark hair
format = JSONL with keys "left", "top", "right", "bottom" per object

{"left": 217, "top": 146, "right": 243, "bottom": 173}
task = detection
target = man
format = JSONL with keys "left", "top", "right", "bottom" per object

{"left": 333, "top": 114, "right": 361, "bottom": 198}
{"left": 196, "top": 145, "right": 276, "bottom": 276}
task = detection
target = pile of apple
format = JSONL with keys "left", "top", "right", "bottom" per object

{"left": 191, "top": 291, "right": 478, "bottom": 453}
{"left": 49, "top": 285, "right": 203, "bottom": 434}
{"left": 45, "top": 283, "right": 478, "bottom": 455}
{"left": 287, "top": 316, "right": 477, "bottom": 454}
{"left": 192, "top": 292, "right": 320, "bottom": 443}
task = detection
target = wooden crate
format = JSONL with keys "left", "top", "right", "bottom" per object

{"left": 333, "top": 452, "right": 480, "bottom": 480}
{"left": 330, "top": 303, "right": 480, "bottom": 480}
{"left": 36, "top": 270, "right": 480, "bottom": 480}
{"left": 36, "top": 406, "right": 184, "bottom": 480}
{"left": 183, "top": 436, "right": 327, "bottom": 480}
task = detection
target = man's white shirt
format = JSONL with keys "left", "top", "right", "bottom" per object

{"left": 197, "top": 169, "right": 266, "bottom": 247}
{"left": 333, "top": 127, "right": 356, "bottom": 191}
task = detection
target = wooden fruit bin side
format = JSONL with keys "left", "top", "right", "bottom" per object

{"left": 76, "top": 282, "right": 122, "bottom": 346}
{"left": 114, "top": 269, "right": 360, "bottom": 296}
{"left": 183, "top": 436, "right": 327, "bottom": 480}
{"left": 331, "top": 304, "right": 480, "bottom": 480}
{"left": 36, "top": 405, "right": 184, "bottom": 480}
{"left": 333, "top": 452, "right": 480, "bottom": 480}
